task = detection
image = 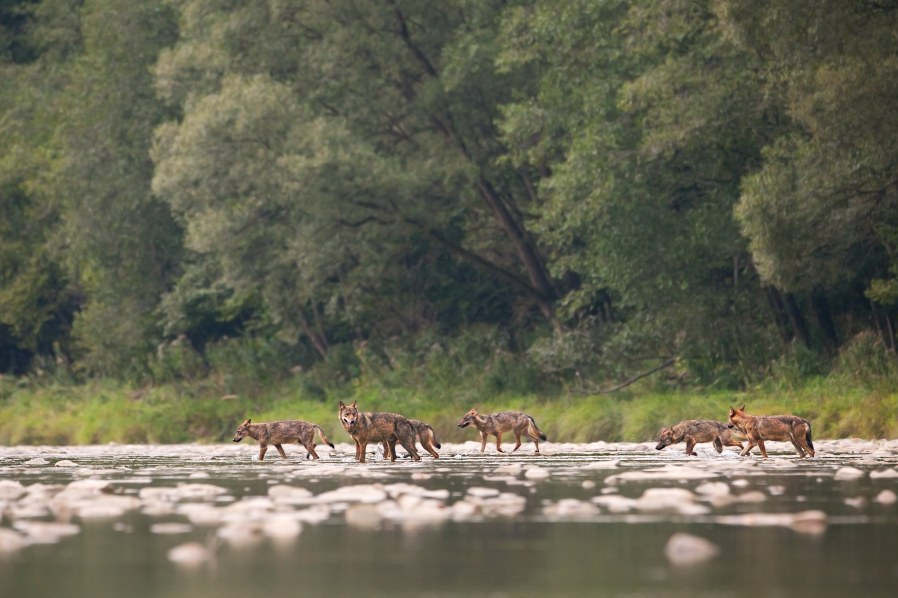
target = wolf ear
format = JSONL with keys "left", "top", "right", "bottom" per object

{"left": 728, "top": 406, "right": 735, "bottom": 416}
{"left": 243, "top": 418, "right": 251, "bottom": 425}
{"left": 338, "top": 401, "right": 346, "bottom": 409}
{"left": 739, "top": 404, "right": 745, "bottom": 411}
{"left": 350, "top": 400, "right": 357, "bottom": 408}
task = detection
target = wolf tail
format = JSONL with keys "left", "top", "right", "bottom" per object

{"left": 805, "top": 424, "right": 814, "bottom": 452}
{"left": 426, "top": 424, "right": 442, "bottom": 449}
{"left": 315, "top": 426, "right": 336, "bottom": 449}
{"left": 529, "top": 417, "right": 548, "bottom": 441}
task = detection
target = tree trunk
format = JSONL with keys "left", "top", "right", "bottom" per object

{"left": 765, "top": 286, "right": 793, "bottom": 344}
{"left": 783, "top": 292, "right": 812, "bottom": 348}
{"left": 810, "top": 292, "right": 838, "bottom": 353}
{"left": 297, "top": 306, "right": 329, "bottom": 359}
{"left": 392, "top": 3, "right": 559, "bottom": 321}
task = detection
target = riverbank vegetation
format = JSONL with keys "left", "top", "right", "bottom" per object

{"left": 2, "top": 328, "right": 897, "bottom": 444}
{"left": 2, "top": 1, "right": 898, "bottom": 443}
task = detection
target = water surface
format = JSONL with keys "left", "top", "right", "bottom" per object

{"left": 1, "top": 439, "right": 897, "bottom": 597}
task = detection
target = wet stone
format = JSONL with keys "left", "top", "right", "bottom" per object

{"left": 834, "top": 467, "right": 866, "bottom": 481}
{"left": 664, "top": 533, "right": 720, "bottom": 566}
{"left": 167, "top": 541, "right": 213, "bottom": 568}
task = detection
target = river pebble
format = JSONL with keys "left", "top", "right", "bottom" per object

{"left": 834, "top": 467, "right": 866, "bottom": 481}
{"left": 12, "top": 521, "right": 80, "bottom": 544}
{"left": 524, "top": 466, "right": 550, "bottom": 480}
{"left": 167, "top": 541, "right": 213, "bottom": 568}
{"left": 664, "top": 533, "right": 720, "bottom": 566}
{"left": 606, "top": 465, "right": 718, "bottom": 484}
{"left": 0, "top": 528, "right": 28, "bottom": 553}
{"left": 874, "top": 489, "right": 897, "bottom": 505}
{"left": 150, "top": 522, "right": 194, "bottom": 534}
{"left": 543, "top": 498, "right": 600, "bottom": 520}
{"left": 716, "top": 509, "right": 827, "bottom": 534}
{"left": 0, "top": 480, "right": 26, "bottom": 499}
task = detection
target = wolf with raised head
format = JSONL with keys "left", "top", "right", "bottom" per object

{"left": 338, "top": 400, "right": 421, "bottom": 463}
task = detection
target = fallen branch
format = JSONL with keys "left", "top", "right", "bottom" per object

{"left": 598, "top": 356, "right": 677, "bottom": 394}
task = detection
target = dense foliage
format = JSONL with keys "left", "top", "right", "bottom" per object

{"left": 2, "top": 0, "right": 897, "bottom": 393}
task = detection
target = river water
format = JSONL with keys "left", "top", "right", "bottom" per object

{"left": 1, "top": 439, "right": 897, "bottom": 598}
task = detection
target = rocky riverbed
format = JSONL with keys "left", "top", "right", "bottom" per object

{"left": 2, "top": 439, "right": 898, "bottom": 597}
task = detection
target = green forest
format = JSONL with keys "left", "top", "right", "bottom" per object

{"left": 2, "top": 0, "right": 898, "bottom": 443}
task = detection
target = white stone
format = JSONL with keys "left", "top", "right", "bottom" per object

{"left": 664, "top": 533, "right": 720, "bottom": 566}
{"left": 167, "top": 542, "right": 212, "bottom": 568}
{"left": 874, "top": 489, "right": 897, "bottom": 505}
{"left": 834, "top": 467, "right": 865, "bottom": 481}
{"left": 543, "top": 499, "right": 600, "bottom": 520}
{"left": 0, "top": 480, "right": 25, "bottom": 500}
{"left": 524, "top": 466, "right": 550, "bottom": 480}
{"left": 150, "top": 523, "right": 194, "bottom": 535}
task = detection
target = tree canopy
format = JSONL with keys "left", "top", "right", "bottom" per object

{"left": 2, "top": 0, "right": 897, "bottom": 388}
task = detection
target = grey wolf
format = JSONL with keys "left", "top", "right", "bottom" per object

{"left": 232, "top": 418, "right": 334, "bottom": 461}
{"left": 456, "top": 408, "right": 547, "bottom": 454}
{"left": 337, "top": 400, "right": 421, "bottom": 463}
{"left": 727, "top": 405, "right": 815, "bottom": 458}
{"left": 655, "top": 419, "right": 744, "bottom": 456}
{"left": 385, "top": 419, "right": 441, "bottom": 459}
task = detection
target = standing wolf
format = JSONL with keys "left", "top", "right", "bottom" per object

{"left": 727, "top": 405, "right": 815, "bottom": 458}
{"left": 384, "top": 419, "right": 441, "bottom": 459}
{"left": 232, "top": 418, "right": 334, "bottom": 461}
{"left": 457, "top": 408, "right": 547, "bottom": 454}
{"left": 655, "top": 419, "right": 744, "bottom": 456}
{"left": 337, "top": 400, "right": 421, "bottom": 463}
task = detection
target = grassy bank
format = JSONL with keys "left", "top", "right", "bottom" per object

{"left": 2, "top": 373, "right": 897, "bottom": 445}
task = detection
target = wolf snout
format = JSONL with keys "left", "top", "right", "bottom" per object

{"left": 233, "top": 438, "right": 242, "bottom": 442}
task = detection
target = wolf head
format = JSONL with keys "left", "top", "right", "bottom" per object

{"left": 727, "top": 405, "right": 747, "bottom": 430}
{"left": 338, "top": 401, "right": 359, "bottom": 430}
{"left": 233, "top": 418, "right": 252, "bottom": 442}
{"left": 457, "top": 408, "right": 477, "bottom": 428}
{"left": 655, "top": 427, "right": 675, "bottom": 450}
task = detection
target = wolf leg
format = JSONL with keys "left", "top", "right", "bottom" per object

{"left": 788, "top": 435, "right": 806, "bottom": 458}
{"left": 398, "top": 438, "right": 420, "bottom": 461}
{"left": 740, "top": 440, "right": 756, "bottom": 456}
{"left": 495, "top": 432, "right": 505, "bottom": 453}
{"left": 258, "top": 444, "right": 268, "bottom": 461}
{"left": 713, "top": 437, "right": 724, "bottom": 453}
{"left": 355, "top": 439, "right": 368, "bottom": 463}
{"left": 479, "top": 432, "right": 488, "bottom": 453}
{"left": 756, "top": 439, "right": 769, "bottom": 458}
{"left": 304, "top": 441, "right": 320, "bottom": 460}
{"left": 387, "top": 438, "right": 398, "bottom": 462}
{"left": 274, "top": 444, "right": 289, "bottom": 460}
{"left": 530, "top": 434, "right": 541, "bottom": 454}
{"left": 685, "top": 439, "right": 697, "bottom": 456}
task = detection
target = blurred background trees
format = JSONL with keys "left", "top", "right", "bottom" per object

{"left": 1, "top": 0, "right": 896, "bottom": 391}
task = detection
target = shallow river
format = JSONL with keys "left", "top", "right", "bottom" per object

{"left": 2, "top": 439, "right": 898, "bottom": 598}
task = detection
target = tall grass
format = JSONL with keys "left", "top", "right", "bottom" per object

{"left": 2, "top": 373, "right": 896, "bottom": 445}
{"left": 2, "top": 329, "right": 897, "bottom": 445}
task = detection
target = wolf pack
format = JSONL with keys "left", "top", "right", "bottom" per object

{"left": 232, "top": 401, "right": 816, "bottom": 463}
